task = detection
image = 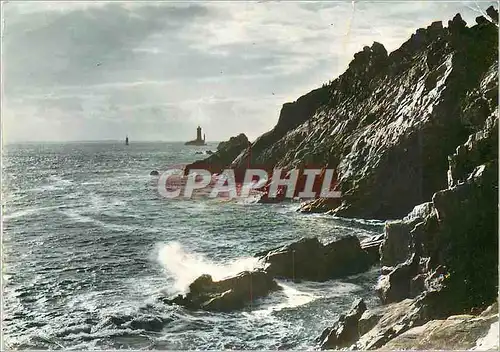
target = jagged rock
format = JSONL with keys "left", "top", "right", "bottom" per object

{"left": 260, "top": 236, "right": 375, "bottom": 282}
{"left": 360, "top": 234, "right": 384, "bottom": 264}
{"left": 379, "top": 202, "right": 434, "bottom": 267}
{"left": 354, "top": 298, "right": 423, "bottom": 349}
{"left": 319, "top": 298, "right": 367, "bottom": 349}
{"left": 150, "top": 170, "right": 159, "bottom": 176}
{"left": 448, "top": 13, "right": 467, "bottom": 33}
{"left": 354, "top": 290, "right": 462, "bottom": 350}
{"left": 448, "top": 112, "right": 498, "bottom": 187}
{"left": 358, "top": 306, "right": 386, "bottom": 336}
{"left": 403, "top": 202, "right": 434, "bottom": 222}
{"left": 300, "top": 198, "right": 342, "bottom": 213}
{"left": 162, "top": 270, "right": 281, "bottom": 312}
{"left": 379, "top": 221, "right": 415, "bottom": 267}
{"left": 222, "top": 10, "right": 499, "bottom": 220}
{"left": 376, "top": 253, "right": 421, "bottom": 304}
{"left": 486, "top": 5, "right": 499, "bottom": 23}
{"left": 380, "top": 302, "right": 498, "bottom": 350}
{"left": 476, "top": 16, "right": 490, "bottom": 25}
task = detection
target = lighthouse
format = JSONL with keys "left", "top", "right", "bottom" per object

{"left": 185, "top": 126, "right": 207, "bottom": 146}
{"left": 197, "top": 126, "right": 202, "bottom": 141}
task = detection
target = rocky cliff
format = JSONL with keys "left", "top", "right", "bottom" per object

{"left": 198, "top": 8, "right": 498, "bottom": 220}
{"left": 183, "top": 8, "right": 499, "bottom": 349}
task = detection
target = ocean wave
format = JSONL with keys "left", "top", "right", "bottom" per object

{"left": 59, "top": 209, "right": 160, "bottom": 233}
{"left": 249, "top": 281, "right": 318, "bottom": 317}
{"left": 156, "top": 242, "right": 261, "bottom": 293}
{"left": 4, "top": 205, "right": 65, "bottom": 220}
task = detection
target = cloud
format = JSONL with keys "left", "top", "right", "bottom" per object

{"left": 2, "top": 0, "right": 497, "bottom": 143}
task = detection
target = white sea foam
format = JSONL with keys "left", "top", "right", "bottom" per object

{"left": 251, "top": 281, "right": 318, "bottom": 317}
{"left": 60, "top": 209, "right": 159, "bottom": 233}
{"left": 4, "top": 205, "right": 63, "bottom": 220}
{"left": 156, "top": 241, "right": 261, "bottom": 293}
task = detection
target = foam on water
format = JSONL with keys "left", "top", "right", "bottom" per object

{"left": 251, "top": 281, "right": 318, "bottom": 317}
{"left": 156, "top": 241, "right": 261, "bottom": 293}
{"left": 4, "top": 205, "right": 64, "bottom": 220}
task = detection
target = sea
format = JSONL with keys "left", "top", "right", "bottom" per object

{"left": 2, "top": 141, "right": 384, "bottom": 350}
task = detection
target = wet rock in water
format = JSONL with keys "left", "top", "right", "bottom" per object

{"left": 260, "top": 235, "right": 376, "bottom": 282}
{"left": 319, "top": 298, "right": 367, "bottom": 349}
{"left": 126, "top": 316, "right": 166, "bottom": 332}
{"left": 150, "top": 170, "right": 159, "bottom": 176}
{"left": 162, "top": 270, "right": 281, "bottom": 312}
{"left": 299, "top": 198, "right": 342, "bottom": 213}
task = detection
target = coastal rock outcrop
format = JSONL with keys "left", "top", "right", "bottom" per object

{"left": 190, "top": 9, "right": 498, "bottom": 220}
{"left": 320, "top": 291, "right": 498, "bottom": 350}
{"left": 319, "top": 298, "right": 367, "bottom": 349}
{"left": 259, "top": 236, "right": 376, "bottom": 282}
{"left": 316, "top": 9, "right": 498, "bottom": 349}
{"left": 380, "top": 302, "right": 498, "bottom": 350}
{"left": 162, "top": 270, "right": 280, "bottom": 312}
{"left": 379, "top": 202, "right": 434, "bottom": 266}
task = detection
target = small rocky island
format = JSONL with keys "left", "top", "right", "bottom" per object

{"left": 185, "top": 126, "right": 207, "bottom": 146}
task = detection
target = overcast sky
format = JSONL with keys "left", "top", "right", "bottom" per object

{"left": 1, "top": 1, "right": 496, "bottom": 143}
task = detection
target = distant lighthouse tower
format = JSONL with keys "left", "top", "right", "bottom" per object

{"left": 185, "top": 126, "right": 207, "bottom": 145}
{"left": 196, "top": 126, "right": 202, "bottom": 141}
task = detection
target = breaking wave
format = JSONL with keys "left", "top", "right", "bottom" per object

{"left": 156, "top": 242, "right": 261, "bottom": 293}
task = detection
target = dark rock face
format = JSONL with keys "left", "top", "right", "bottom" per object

{"left": 184, "top": 133, "right": 249, "bottom": 176}
{"left": 319, "top": 289, "right": 471, "bottom": 350}
{"left": 150, "top": 170, "right": 159, "bottom": 176}
{"left": 360, "top": 233, "right": 384, "bottom": 264}
{"left": 431, "top": 160, "right": 498, "bottom": 310}
{"left": 375, "top": 102, "right": 498, "bottom": 312}
{"left": 376, "top": 253, "right": 422, "bottom": 304}
{"left": 379, "top": 221, "right": 415, "bottom": 267}
{"left": 162, "top": 270, "right": 281, "bottom": 312}
{"left": 202, "top": 13, "right": 499, "bottom": 220}
{"left": 380, "top": 202, "right": 434, "bottom": 266}
{"left": 319, "top": 298, "right": 367, "bottom": 349}
{"left": 260, "top": 236, "right": 376, "bottom": 282}
{"left": 313, "top": 8, "right": 498, "bottom": 350}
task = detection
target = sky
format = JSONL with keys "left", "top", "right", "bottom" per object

{"left": 1, "top": 0, "right": 497, "bottom": 143}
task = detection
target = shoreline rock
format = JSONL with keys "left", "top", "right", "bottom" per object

{"left": 162, "top": 270, "right": 281, "bottom": 312}
{"left": 259, "top": 236, "right": 377, "bottom": 282}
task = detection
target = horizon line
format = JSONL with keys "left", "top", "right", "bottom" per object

{"left": 2, "top": 139, "right": 224, "bottom": 145}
